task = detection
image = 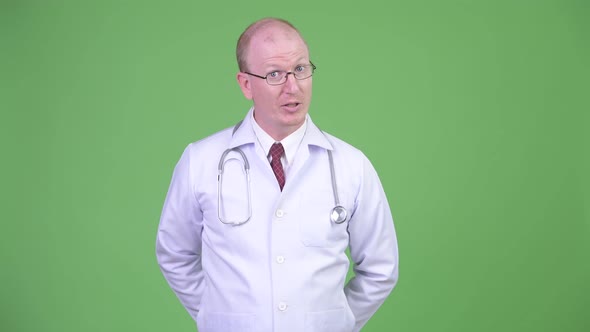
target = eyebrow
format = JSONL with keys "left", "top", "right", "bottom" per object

{"left": 264, "top": 58, "right": 309, "bottom": 71}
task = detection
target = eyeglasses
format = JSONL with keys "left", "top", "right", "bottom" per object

{"left": 244, "top": 62, "right": 316, "bottom": 86}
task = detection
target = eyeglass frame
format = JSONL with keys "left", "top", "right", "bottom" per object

{"left": 243, "top": 62, "right": 316, "bottom": 86}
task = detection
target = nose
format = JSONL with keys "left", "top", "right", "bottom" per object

{"left": 282, "top": 72, "right": 300, "bottom": 93}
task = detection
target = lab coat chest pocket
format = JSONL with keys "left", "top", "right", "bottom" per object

{"left": 298, "top": 190, "right": 350, "bottom": 247}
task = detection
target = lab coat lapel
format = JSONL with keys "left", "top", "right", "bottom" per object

{"left": 227, "top": 108, "right": 273, "bottom": 171}
{"left": 287, "top": 116, "right": 333, "bottom": 186}
{"left": 227, "top": 107, "right": 256, "bottom": 150}
{"left": 227, "top": 110, "right": 335, "bottom": 194}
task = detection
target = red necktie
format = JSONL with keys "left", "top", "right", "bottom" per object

{"left": 269, "top": 143, "right": 285, "bottom": 191}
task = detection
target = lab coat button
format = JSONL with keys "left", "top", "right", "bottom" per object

{"left": 275, "top": 209, "right": 284, "bottom": 218}
{"left": 278, "top": 302, "right": 288, "bottom": 311}
{"left": 276, "top": 256, "right": 285, "bottom": 264}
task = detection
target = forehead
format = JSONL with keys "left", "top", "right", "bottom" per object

{"left": 247, "top": 24, "right": 309, "bottom": 67}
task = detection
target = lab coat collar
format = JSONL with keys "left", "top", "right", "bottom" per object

{"left": 227, "top": 107, "right": 334, "bottom": 151}
{"left": 227, "top": 107, "right": 257, "bottom": 149}
{"left": 302, "top": 115, "right": 333, "bottom": 151}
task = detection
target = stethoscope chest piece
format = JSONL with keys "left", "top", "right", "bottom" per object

{"left": 331, "top": 205, "right": 348, "bottom": 224}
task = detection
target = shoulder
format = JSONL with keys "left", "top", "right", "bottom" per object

{"left": 171, "top": 126, "right": 236, "bottom": 180}
{"left": 321, "top": 131, "right": 366, "bottom": 161}
{"left": 185, "top": 126, "right": 233, "bottom": 156}
{"left": 319, "top": 130, "right": 384, "bottom": 182}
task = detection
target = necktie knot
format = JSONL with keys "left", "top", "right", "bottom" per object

{"left": 270, "top": 143, "right": 285, "bottom": 161}
{"left": 269, "top": 143, "right": 285, "bottom": 191}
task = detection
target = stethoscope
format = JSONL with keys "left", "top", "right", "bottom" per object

{"left": 217, "top": 121, "right": 348, "bottom": 226}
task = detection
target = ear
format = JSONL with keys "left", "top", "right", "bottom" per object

{"left": 236, "top": 72, "right": 253, "bottom": 100}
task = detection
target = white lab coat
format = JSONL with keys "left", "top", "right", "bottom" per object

{"left": 156, "top": 109, "right": 399, "bottom": 332}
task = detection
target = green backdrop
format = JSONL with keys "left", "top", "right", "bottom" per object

{"left": 1, "top": 0, "right": 588, "bottom": 331}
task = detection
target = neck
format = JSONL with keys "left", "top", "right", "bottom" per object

{"left": 253, "top": 116, "right": 300, "bottom": 142}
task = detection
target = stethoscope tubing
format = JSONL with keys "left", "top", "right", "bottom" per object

{"left": 217, "top": 122, "right": 348, "bottom": 226}
{"left": 327, "top": 149, "right": 347, "bottom": 224}
{"left": 217, "top": 147, "right": 252, "bottom": 225}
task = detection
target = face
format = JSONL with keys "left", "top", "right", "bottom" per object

{"left": 237, "top": 24, "right": 313, "bottom": 141}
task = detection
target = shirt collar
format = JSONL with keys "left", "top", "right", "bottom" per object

{"left": 227, "top": 107, "right": 333, "bottom": 153}
{"left": 250, "top": 109, "right": 307, "bottom": 166}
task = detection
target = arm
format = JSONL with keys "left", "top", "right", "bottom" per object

{"left": 344, "top": 156, "right": 399, "bottom": 331}
{"left": 156, "top": 144, "right": 204, "bottom": 322}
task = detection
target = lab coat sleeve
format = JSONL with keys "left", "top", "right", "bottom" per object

{"left": 156, "top": 144, "right": 204, "bottom": 322}
{"left": 344, "top": 155, "right": 399, "bottom": 332}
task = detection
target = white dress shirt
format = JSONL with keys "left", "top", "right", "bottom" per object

{"left": 250, "top": 109, "right": 307, "bottom": 178}
{"left": 156, "top": 107, "right": 399, "bottom": 332}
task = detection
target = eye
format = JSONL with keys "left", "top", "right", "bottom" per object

{"left": 295, "top": 65, "right": 305, "bottom": 73}
{"left": 268, "top": 71, "right": 280, "bottom": 78}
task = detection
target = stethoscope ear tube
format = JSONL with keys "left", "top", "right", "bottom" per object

{"left": 219, "top": 147, "right": 250, "bottom": 172}
{"left": 218, "top": 147, "right": 252, "bottom": 226}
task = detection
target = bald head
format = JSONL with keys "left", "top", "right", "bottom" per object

{"left": 236, "top": 18, "right": 308, "bottom": 72}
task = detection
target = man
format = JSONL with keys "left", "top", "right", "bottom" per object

{"left": 156, "top": 18, "right": 398, "bottom": 332}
